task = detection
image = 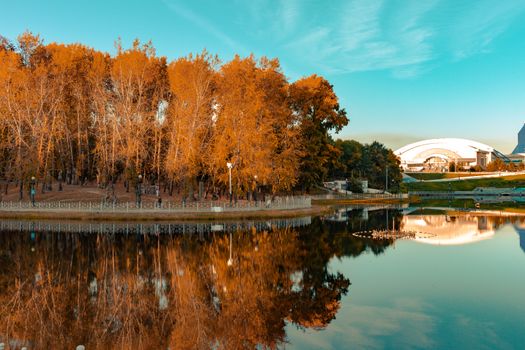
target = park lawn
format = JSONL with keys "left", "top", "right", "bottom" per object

{"left": 406, "top": 172, "right": 493, "bottom": 180}
{"left": 407, "top": 174, "right": 525, "bottom": 191}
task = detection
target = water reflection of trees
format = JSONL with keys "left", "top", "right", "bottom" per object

{"left": 301, "top": 209, "right": 400, "bottom": 258}
{"left": 0, "top": 224, "right": 359, "bottom": 349}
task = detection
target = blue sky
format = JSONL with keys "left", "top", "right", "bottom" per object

{"left": 3, "top": 0, "right": 525, "bottom": 152}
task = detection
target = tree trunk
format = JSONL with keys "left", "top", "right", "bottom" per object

{"left": 19, "top": 180, "right": 23, "bottom": 200}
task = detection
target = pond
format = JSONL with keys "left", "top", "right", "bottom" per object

{"left": 0, "top": 207, "right": 524, "bottom": 349}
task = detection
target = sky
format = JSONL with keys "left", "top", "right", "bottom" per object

{"left": 2, "top": 0, "right": 525, "bottom": 153}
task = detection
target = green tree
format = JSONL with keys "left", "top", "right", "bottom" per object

{"left": 359, "top": 142, "right": 402, "bottom": 192}
{"left": 329, "top": 139, "right": 363, "bottom": 179}
{"left": 290, "top": 75, "right": 348, "bottom": 190}
{"left": 329, "top": 140, "right": 402, "bottom": 193}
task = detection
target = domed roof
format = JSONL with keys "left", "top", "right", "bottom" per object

{"left": 395, "top": 138, "right": 494, "bottom": 160}
{"left": 394, "top": 138, "right": 504, "bottom": 170}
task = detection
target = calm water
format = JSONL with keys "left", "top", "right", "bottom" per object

{"left": 0, "top": 208, "right": 524, "bottom": 349}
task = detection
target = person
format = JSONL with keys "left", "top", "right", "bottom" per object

{"left": 30, "top": 187, "right": 36, "bottom": 207}
{"left": 157, "top": 196, "right": 162, "bottom": 208}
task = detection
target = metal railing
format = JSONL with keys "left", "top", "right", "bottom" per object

{"left": 0, "top": 217, "right": 313, "bottom": 234}
{"left": 0, "top": 196, "right": 311, "bottom": 213}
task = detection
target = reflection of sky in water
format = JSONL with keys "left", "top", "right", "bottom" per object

{"left": 286, "top": 222, "right": 525, "bottom": 349}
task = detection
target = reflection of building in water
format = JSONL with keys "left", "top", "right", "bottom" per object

{"left": 402, "top": 215, "right": 496, "bottom": 245}
{"left": 513, "top": 223, "right": 525, "bottom": 254}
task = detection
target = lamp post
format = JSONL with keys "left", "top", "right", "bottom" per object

{"left": 136, "top": 174, "right": 143, "bottom": 208}
{"left": 227, "top": 162, "right": 233, "bottom": 205}
{"left": 30, "top": 176, "right": 36, "bottom": 207}
{"left": 58, "top": 170, "right": 63, "bottom": 191}
{"left": 253, "top": 175, "right": 258, "bottom": 202}
{"left": 227, "top": 232, "right": 233, "bottom": 267}
{"left": 385, "top": 167, "right": 389, "bottom": 193}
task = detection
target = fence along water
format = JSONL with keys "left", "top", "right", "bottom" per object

{"left": 0, "top": 196, "right": 311, "bottom": 212}
{"left": 0, "top": 217, "right": 313, "bottom": 235}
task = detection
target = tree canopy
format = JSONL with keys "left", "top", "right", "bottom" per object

{"left": 329, "top": 139, "right": 403, "bottom": 192}
{"left": 0, "top": 32, "right": 350, "bottom": 197}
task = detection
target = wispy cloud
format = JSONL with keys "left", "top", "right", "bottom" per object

{"left": 299, "top": 298, "right": 438, "bottom": 349}
{"left": 161, "top": 0, "right": 525, "bottom": 79}
{"left": 161, "top": 0, "right": 248, "bottom": 55}
{"left": 277, "top": 0, "right": 525, "bottom": 78}
{"left": 278, "top": 0, "right": 437, "bottom": 77}
{"left": 448, "top": 1, "right": 524, "bottom": 60}
{"left": 339, "top": 0, "right": 383, "bottom": 52}
{"left": 278, "top": 0, "right": 299, "bottom": 34}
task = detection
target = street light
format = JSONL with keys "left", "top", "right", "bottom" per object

{"left": 136, "top": 174, "right": 143, "bottom": 208}
{"left": 30, "top": 176, "right": 36, "bottom": 207}
{"left": 227, "top": 162, "right": 233, "bottom": 205}
{"left": 253, "top": 175, "right": 258, "bottom": 202}
{"left": 385, "top": 167, "right": 389, "bottom": 193}
{"left": 227, "top": 232, "right": 233, "bottom": 266}
{"left": 58, "top": 170, "right": 63, "bottom": 191}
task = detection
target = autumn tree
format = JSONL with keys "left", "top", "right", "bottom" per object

{"left": 210, "top": 56, "right": 276, "bottom": 197}
{"left": 486, "top": 158, "right": 507, "bottom": 172}
{"left": 290, "top": 75, "right": 349, "bottom": 190}
{"left": 165, "top": 51, "right": 218, "bottom": 197}
{"left": 0, "top": 41, "right": 20, "bottom": 184}
{"left": 45, "top": 43, "right": 110, "bottom": 185}
{"left": 0, "top": 32, "right": 351, "bottom": 197}
{"left": 1, "top": 32, "right": 59, "bottom": 196}
{"left": 255, "top": 57, "right": 301, "bottom": 193}
{"left": 108, "top": 39, "right": 168, "bottom": 186}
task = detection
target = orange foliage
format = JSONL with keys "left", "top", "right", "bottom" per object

{"left": 0, "top": 32, "right": 349, "bottom": 196}
{"left": 0, "top": 226, "right": 351, "bottom": 349}
{"left": 166, "top": 51, "right": 217, "bottom": 184}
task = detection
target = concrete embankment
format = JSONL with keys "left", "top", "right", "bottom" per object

{"left": 0, "top": 195, "right": 410, "bottom": 222}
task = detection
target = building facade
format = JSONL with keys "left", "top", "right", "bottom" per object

{"left": 394, "top": 138, "right": 508, "bottom": 172}
{"left": 512, "top": 124, "right": 525, "bottom": 154}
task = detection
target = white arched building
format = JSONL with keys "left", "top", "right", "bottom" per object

{"left": 395, "top": 138, "right": 507, "bottom": 171}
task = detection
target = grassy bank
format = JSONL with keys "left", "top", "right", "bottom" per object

{"left": 412, "top": 198, "right": 525, "bottom": 210}
{"left": 312, "top": 198, "right": 409, "bottom": 205}
{"left": 406, "top": 172, "right": 491, "bottom": 180}
{"left": 407, "top": 174, "right": 525, "bottom": 191}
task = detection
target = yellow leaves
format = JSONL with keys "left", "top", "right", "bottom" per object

{"left": 0, "top": 32, "right": 348, "bottom": 192}
{"left": 107, "top": 40, "right": 169, "bottom": 176}
{"left": 207, "top": 55, "right": 301, "bottom": 193}
{"left": 0, "top": 225, "right": 351, "bottom": 349}
{"left": 165, "top": 52, "right": 216, "bottom": 181}
{"left": 17, "top": 31, "right": 41, "bottom": 66}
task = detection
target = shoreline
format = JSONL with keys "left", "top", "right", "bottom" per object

{"left": 1, "top": 199, "right": 522, "bottom": 222}
{"left": 0, "top": 197, "right": 411, "bottom": 222}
